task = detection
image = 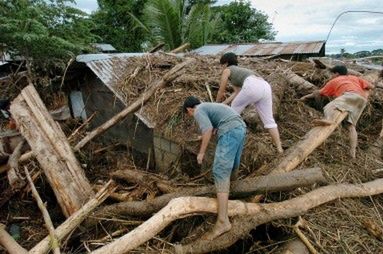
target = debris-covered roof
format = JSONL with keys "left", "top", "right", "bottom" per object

{"left": 76, "top": 53, "right": 145, "bottom": 90}
{"left": 193, "top": 41, "right": 325, "bottom": 56}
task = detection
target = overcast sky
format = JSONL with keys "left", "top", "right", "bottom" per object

{"left": 74, "top": 0, "right": 383, "bottom": 54}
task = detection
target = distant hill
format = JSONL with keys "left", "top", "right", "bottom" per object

{"left": 328, "top": 48, "right": 383, "bottom": 60}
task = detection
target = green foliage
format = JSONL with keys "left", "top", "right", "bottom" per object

{"left": 0, "top": 0, "right": 97, "bottom": 71}
{"left": 142, "top": 0, "right": 185, "bottom": 50}
{"left": 210, "top": 0, "right": 276, "bottom": 43}
{"left": 184, "top": 3, "right": 217, "bottom": 48}
{"left": 140, "top": 0, "right": 217, "bottom": 50}
{"left": 91, "top": 0, "right": 148, "bottom": 52}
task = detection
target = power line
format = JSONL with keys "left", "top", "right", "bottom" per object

{"left": 326, "top": 10, "right": 383, "bottom": 42}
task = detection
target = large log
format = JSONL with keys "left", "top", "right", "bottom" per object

{"left": 111, "top": 169, "right": 176, "bottom": 193}
{"left": 91, "top": 177, "right": 383, "bottom": 254}
{"left": 29, "top": 180, "right": 116, "bottom": 254}
{"left": 10, "top": 85, "right": 94, "bottom": 217}
{"left": 271, "top": 110, "right": 347, "bottom": 174}
{"left": 90, "top": 167, "right": 326, "bottom": 219}
{"left": 74, "top": 58, "right": 196, "bottom": 151}
{"left": 280, "top": 69, "right": 317, "bottom": 94}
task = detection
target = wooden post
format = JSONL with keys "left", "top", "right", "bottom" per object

{"left": 10, "top": 85, "right": 94, "bottom": 217}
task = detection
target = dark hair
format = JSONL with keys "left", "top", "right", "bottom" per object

{"left": 183, "top": 96, "right": 201, "bottom": 112}
{"left": 0, "top": 99, "right": 10, "bottom": 110}
{"left": 220, "top": 52, "right": 238, "bottom": 66}
{"left": 330, "top": 65, "right": 348, "bottom": 75}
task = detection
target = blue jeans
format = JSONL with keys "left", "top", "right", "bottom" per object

{"left": 213, "top": 125, "right": 246, "bottom": 193}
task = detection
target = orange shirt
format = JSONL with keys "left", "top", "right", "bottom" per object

{"left": 320, "top": 75, "right": 370, "bottom": 98}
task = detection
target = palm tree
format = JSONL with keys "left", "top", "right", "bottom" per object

{"left": 134, "top": 0, "right": 216, "bottom": 50}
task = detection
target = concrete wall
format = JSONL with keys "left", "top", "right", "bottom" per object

{"left": 80, "top": 73, "right": 154, "bottom": 157}
{"left": 153, "top": 133, "right": 182, "bottom": 173}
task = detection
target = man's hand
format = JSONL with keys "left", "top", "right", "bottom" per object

{"left": 299, "top": 94, "right": 309, "bottom": 101}
{"left": 197, "top": 153, "right": 205, "bottom": 164}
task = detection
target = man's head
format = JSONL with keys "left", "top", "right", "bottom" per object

{"left": 183, "top": 96, "right": 201, "bottom": 116}
{"left": 220, "top": 52, "right": 238, "bottom": 66}
{"left": 330, "top": 65, "right": 348, "bottom": 76}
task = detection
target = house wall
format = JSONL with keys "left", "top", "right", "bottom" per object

{"left": 74, "top": 70, "right": 185, "bottom": 173}
{"left": 80, "top": 73, "right": 154, "bottom": 159}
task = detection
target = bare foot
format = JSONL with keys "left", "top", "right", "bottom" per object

{"left": 201, "top": 220, "right": 232, "bottom": 240}
{"left": 350, "top": 148, "right": 356, "bottom": 159}
{"left": 312, "top": 119, "right": 334, "bottom": 126}
{"left": 277, "top": 146, "right": 284, "bottom": 154}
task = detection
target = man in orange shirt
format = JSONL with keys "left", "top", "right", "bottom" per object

{"left": 300, "top": 65, "right": 374, "bottom": 158}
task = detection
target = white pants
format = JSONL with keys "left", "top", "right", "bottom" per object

{"left": 231, "top": 76, "right": 277, "bottom": 129}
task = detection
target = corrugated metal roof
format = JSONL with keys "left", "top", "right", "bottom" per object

{"left": 76, "top": 53, "right": 144, "bottom": 63}
{"left": 77, "top": 53, "right": 145, "bottom": 99}
{"left": 193, "top": 41, "right": 325, "bottom": 56}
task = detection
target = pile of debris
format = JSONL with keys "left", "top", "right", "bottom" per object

{"left": 0, "top": 52, "right": 383, "bottom": 254}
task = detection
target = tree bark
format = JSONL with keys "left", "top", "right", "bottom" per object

{"left": 91, "top": 177, "right": 383, "bottom": 254}
{"left": 0, "top": 223, "right": 28, "bottom": 254}
{"left": 276, "top": 239, "right": 310, "bottom": 254}
{"left": 271, "top": 110, "right": 347, "bottom": 174}
{"left": 29, "top": 180, "right": 116, "bottom": 254}
{"left": 7, "top": 140, "right": 25, "bottom": 189}
{"left": 110, "top": 169, "right": 176, "bottom": 193}
{"left": 74, "top": 58, "right": 195, "bottom": 151}
{"left": 10, "top": 84, "right": 94, "bottom": 217}
{"left": 280, "top": 69, "right": 317, "bottom": 94}
{"left": 90, "top": 167, "right": 326, "bottom": 220}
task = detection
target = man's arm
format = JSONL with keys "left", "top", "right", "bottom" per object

{"left": 197, "top": 128, "right": 213, "bottom": 164}
{"left": 300, "top": 90, "right": 321, "bottom": 101}
{"left": 216, "top": 68, "right": 230, "bottom": 102}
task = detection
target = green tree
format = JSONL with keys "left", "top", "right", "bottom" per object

{"left": 141, "top": 0, "right": 216, "bottom": 50}
{"left": 211, "top": 0, "right": 276, "bottom": 43}
{"left": 0, "top": 0, "right": 97, "bottom": 73}
{"left": 91, "top": 0, "right": 148, "bottom": 52}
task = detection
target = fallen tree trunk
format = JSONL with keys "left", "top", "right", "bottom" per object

{"left": 29, "top": 180, "right": 116, "bottom": 254}
{"left": 91, "top": 177, "right": 383, "bottom": 254}
{"left": 271, "top": 110, "right": 348, "bottom": 174}
{"left": 74, "top": 58, "right": 195, "bottom": 151}
{"left": 90, "top": 167, "right": 326, "bottom": 220}
{"left": 0, "top": 223, "right": 28, "bottom": 254}
{"left": 280, "top": 69, "right": 317, "bottom": 94}
{"left": 10, "top": 84, "right": 94, "bottom": 217}
{"left": 111, "top": 169, "right": 176, "bottom": 193}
